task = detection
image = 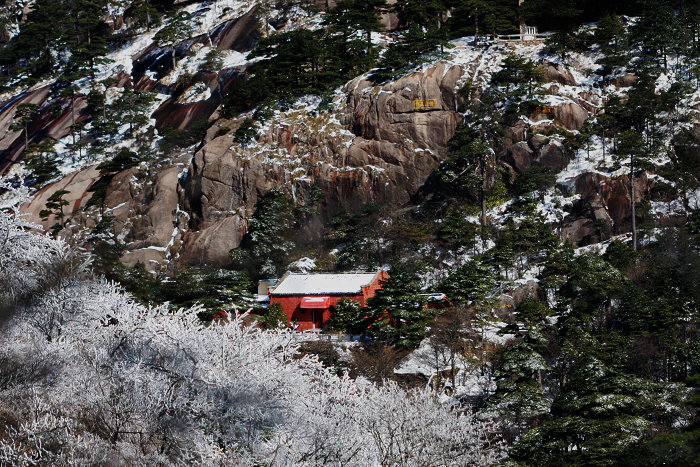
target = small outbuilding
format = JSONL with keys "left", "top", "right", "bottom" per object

{"left": 269, "top": 271, "right": 387, "bottom": 330}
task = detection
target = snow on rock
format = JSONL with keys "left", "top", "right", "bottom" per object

{"left": 288, "top": 257, "right": 317, "bottom": 273}
{"left": 178, "top": 82, "right": 212, "bottom": 104}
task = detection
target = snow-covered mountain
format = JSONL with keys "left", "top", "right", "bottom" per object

{"left": 2, "top": 1, "right": 696, "bottom": 277}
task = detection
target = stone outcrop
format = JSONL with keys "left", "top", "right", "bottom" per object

{"left": 559, "top": 171, "right": 652, "bottom": 245}
{"left": 345, "top": 63, "right": 462, "bottom": 150}
{"left": 211, "top": 7, "right": 259, "bottom": 52}
{"left": 13, "top": 6, "right": 666, "bottom": 268}
{"left": 552, "top": 102, "right": 588, "bottom": 130}
{"left": 0, "top": 88, "right": 88, "bottom": 175}
{"left": 539, "top": 63, "right": 577, "bottom": 86}
{"left": 537, "top": 142, "right": 570, "bottom": 172}
{"left": 506, "top": 141, "right": 533, "bottom": 171}
{"left": 175, "top": 62, "right": 464, "bottom": 265}
{"left": 21, "top": 166, "right": 101, "bottom": 232}
{"left": 14, "top": 50, "right": 603, "bottom": 268}
{"left": 506, "top": 137, "right": 572, "bottom": 173}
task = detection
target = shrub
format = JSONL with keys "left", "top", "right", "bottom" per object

{"left": 262, "top": 302, "right": 289, "bottom": 329}
{"left": 603, "top": 240, "right": 638, "bottom": 271}
{"left": 214, "top": 126, "right": 231, "bottom": 138}
{"left": 329, "top": 299, "right": 365, "bottom": 333}
{"left": 233, "top": 118, "right": 257, "bottom": 145}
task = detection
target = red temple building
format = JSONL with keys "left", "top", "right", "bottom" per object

{"left": 268, "top": 271, "right": 388, "bottom": 330}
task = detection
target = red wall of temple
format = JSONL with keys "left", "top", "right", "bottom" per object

{"left": 270, "top": 271, "right": 388, "bottom": 330}
{"left": 270, "top": 294, "right": 362, "bottom": 330}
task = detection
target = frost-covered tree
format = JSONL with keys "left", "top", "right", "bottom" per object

{"left": 0, "top": 210, "right": 506, "bottom": 465}
{"left": 0, "top": 182, "right": 69, "bottom": 318}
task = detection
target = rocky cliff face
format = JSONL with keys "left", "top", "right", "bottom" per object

{"left": 8, "top": 4, "right": 695, "bottom": 272}
{"left": 16, "top": 49, "right": 627, "bottom": 270}
{"left": 176, "top": 61, "right": 464, "bottom": 264}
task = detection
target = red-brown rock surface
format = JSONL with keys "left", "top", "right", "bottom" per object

{"left": 172, "top": 62, "right": 464, "bottom": 264}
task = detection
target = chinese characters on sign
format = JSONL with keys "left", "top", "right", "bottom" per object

{"left": 413, "top": 99, "right": 437, "bottom": 110}
{"left": 536, "top": 106, "right": 555, "bottom": 116}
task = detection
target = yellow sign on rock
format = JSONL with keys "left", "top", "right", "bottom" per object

{"left": 413, "top": 99, "right": 437, "bottom": 110}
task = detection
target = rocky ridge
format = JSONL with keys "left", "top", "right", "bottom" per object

{"left": 3, "top": 2, "right": 698, "bottom": 272}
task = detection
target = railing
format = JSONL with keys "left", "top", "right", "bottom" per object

{"left": 292, "top": 332, "right": 369, "bottom": 343}
{"left": 496, "top": 32, "right": 554, "bottom": 42}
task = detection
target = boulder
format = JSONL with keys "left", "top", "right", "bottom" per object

{"left": 506, "top": 142, "right": 534, "bottom": 171}
{"left": 529, "top": 134, "right": 548, "bottom": 151}
{"left": 345, "top": 62, "right": 462, "bottom": 151}
{"left": 552, "top": 102, "right": 588, "bottom": 130}
{"left": 536, "top": 142, "right": 570, "bottom": 172}
{"left": 131, "top": 44, "right": 174, "bottom": 84}
{"left": 539, "top": 63, "right": 577, "bottom": 86}
{"left": 152, "top": 72, "right": 221, "bottom": 131}
{"left": 613, "top": 73, "right": 637, "bottom": 88}
{"left": 503, "top": 120, "right": 529, "bottom": 150}
{"left": 570, "top": 171, "right": 651, "bottom": 240}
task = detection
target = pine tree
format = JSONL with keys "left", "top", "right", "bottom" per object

{"left": 511, "top": 354, "right": 683, "bottom": 466}
{"left": 366, "top": 266, "right": 429, "bottom": 348}
{"left": 67, "top": 121, "right": 88, "bottom": 162}
{"left": 39, "top": 189, "right": 71, "bottom": 236}
{"left": 131, "top": 0, "right": 161, "bottom": 30}
{"left": 482, "top": 327, "right": 550, "bottom": 429}
{"left": 628, "top": 0, "right": 678, "bottom": 72}
{"left": 440, "top": 136, "right": 494, "bottom": 229}
{"left": 262, "top": 302, "right": 289, "bottom": 329}
{"left": 10, "top": 103, "right": 39, "bottom": 152}
{"left": 110, "top": 87, "right": 156, "bottom": 134}
{"left": 519, "top": 0, "right": 582, "bottom": 32}
{"left": 505, "top": 214, "right": 558, "bottom": 276}
{"left": 447, "top": 0, "right": 518, "bottom": 40}
{"left": 325, "top": 0, "right": 387, "bottom": 56}
{"left": 594, "top": 13, "right": 628, "bottom": 75}
{"left": 97, "top": 148, "right": 142, "bottom": 175}
{"left": 438, "top": 84, "right": 504, "bottom": 233}
{"left": 154, "top": 10, "right": 199, "bottom": 68}
{"left": 329, "top": 298, "right": 365, "bottom": 333}
{"left": 602, "top": 239, "right": 637, "bottom": 271}
{"left": 247, "top": 29, "right": 325, "bottom": 96}
{"left": 229, "top": 189, "right": 296, "bottom": 278}
{"left": 558, "top": 253, "right": 626, "bottom": 326}
{"left": 613, "top": 130, "right": 650, "bottom": 250}
{"left": 375, "top": 24, "right": 446, "bottom": 81}
{"left": 439, "top": 260, "right": 495, "bottom": 306}
{"left": 434, "top": 206, "right": 479, "bottom": 251}
{"left": 0, "top": 0, "right": 70, "bottom": 79}
{"left": 68, "top": 0, "right": 110, "bottom": 77}
{"left": 539, "top": 241, "right": 575, "bottom": 307}
{"left": 154, "top": 267, "right": 254, "bottom": 317}
{"left": 393, "top": 0, "right": 449, "bottom": 29}
{"left": 24, "top": 139, "right": 60, "bottom": 184}
{"left": 491, "top": 54, "right": 544, "bottom": 120}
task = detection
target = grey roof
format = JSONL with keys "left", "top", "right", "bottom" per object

{"left": 270, "top": 272, "right": 380, "bottom": 296}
